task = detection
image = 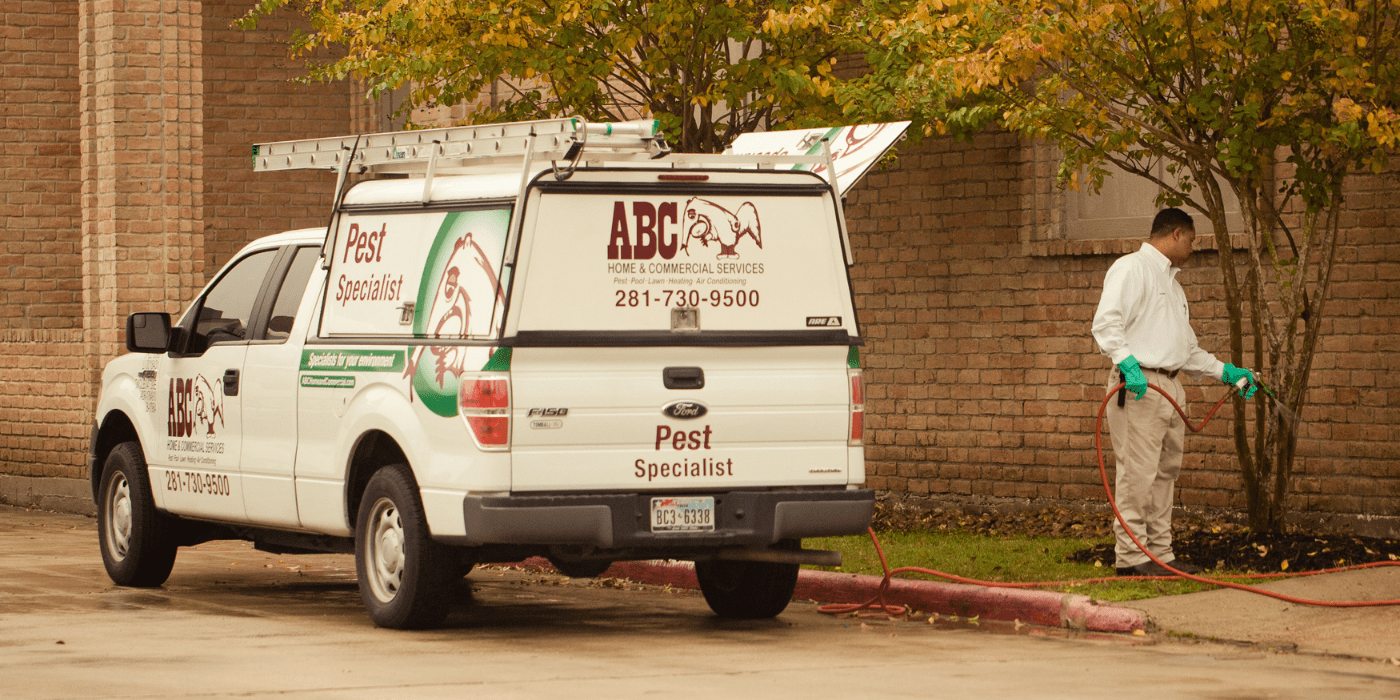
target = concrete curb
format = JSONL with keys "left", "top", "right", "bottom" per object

{"left": 530, "top": 558, "right": 1146, "bottom": 633}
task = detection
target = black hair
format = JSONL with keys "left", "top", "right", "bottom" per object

{"left": 1150, "top": 208, "right": 1194, "bottom": 238}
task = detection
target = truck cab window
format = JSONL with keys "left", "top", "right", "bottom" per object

{"left": 189, "top": 249, "right": 278, "bottom": 352}
{"left": 259, "top": 247, "right": 319, "bottom": 341}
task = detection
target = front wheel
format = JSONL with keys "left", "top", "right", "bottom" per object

{"left": 694, "top": 558, "right": 799, "bottom": 619}
{"left": 355, "top": 465, "right": 454, "bottom": 629}
{"left": 97, "top": 442, "right": 178, "bottom": 587}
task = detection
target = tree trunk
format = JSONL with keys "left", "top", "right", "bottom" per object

{"left": 1233, "top": 181, "right": 1344, "bottom": 533}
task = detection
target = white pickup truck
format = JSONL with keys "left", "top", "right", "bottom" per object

{"left": 91, "top": 118, "right": 895, "bottom": 628}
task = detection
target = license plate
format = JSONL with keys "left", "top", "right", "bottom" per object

{"left": 650, "top": 496, "right": 715, "bottom": 533}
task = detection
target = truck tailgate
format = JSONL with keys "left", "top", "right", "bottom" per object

{"left": 508, "top": 346, "right": 852, "bottom": 492}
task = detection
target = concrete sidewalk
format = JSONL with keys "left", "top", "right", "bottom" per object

{"left": 1126, "top": 567, "right": 1400, "bottom": 660}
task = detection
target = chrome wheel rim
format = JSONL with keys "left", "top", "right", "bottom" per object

{"left": 365, "top": 497, "right": 405, "bottom": 603}
{"left": 104, "top": 472, "right": 133, "bottom": 562}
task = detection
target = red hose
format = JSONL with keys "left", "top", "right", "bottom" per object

{"left": 819, "top": 382, "right": 1400, "bottom": 617}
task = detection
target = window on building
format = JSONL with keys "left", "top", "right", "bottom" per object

{"left": 1064, "top": 159, "right": 1243, "bottom": 240}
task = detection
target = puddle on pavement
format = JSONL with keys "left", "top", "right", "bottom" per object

{"left": 817, "top": 612, "right": 1144, "bottom": 644}
{"left": 100, "top": 591, "right": 175, "bottom": 611}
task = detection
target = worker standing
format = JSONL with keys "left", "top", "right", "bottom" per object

{"left": 1091, "top": 208, "right": 1257, "bottom": 576}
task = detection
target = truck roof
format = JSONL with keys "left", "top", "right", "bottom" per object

{"left": 254, "top": 228, "right": 328, "bottom": 248}
{"left": 342, "top": 171, "right": 533, "bottom": 206}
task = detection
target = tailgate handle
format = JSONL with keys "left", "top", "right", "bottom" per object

{"left": 663, "top": 366, "right": 704, "bottom": 390}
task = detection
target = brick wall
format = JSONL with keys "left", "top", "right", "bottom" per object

{"left": 0, "top": 330, "right": 90, "bottom": 479}
{"left": 0, "top": 1, "right": 352, "bottom": 485}
{"left": 846, "top": 134, "right": 1400, "bottom": 528}
{"left": 202, "top": 0, "right": 348, "bottom": 274}
{"left": 80, "top": 0, "right": 204, "bottom": 367}
{"left": 1288, "top": 167, "right": 1400, "bottom": 519}
{"left": 0, "top": 1, "right": 82, "bottom": 330}
{"left": 2, "top": 9, "right": 1395, "bottom": 529}
{"left": 0, "top": 2, "right": 85, "bottom": 484}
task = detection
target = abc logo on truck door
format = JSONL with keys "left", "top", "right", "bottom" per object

{"left": 168, "top": 376, "right": 223, "bottom": 438}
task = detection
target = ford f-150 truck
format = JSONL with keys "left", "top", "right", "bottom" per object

{"left": 91, "top": 117, "right": 896, "bottom": 628}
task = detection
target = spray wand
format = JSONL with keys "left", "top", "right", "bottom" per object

{"left": 1236, "top": 375, "right": 1301, "bottom": 430}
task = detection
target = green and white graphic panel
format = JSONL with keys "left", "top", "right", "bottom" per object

{"left": 322, "top": 208, "right": 511, "bottom": 338}
{"left": 298, "top": 349, "right": 406, "bottom": 392}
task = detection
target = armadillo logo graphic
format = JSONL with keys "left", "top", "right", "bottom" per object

{"left": 682, "top": 198, "right": 761, "bottom": 260}
{"left": 405, "top": 209, "right": 511, "bottom": 417}
{"left": 168, "top": 375, "right": 224, "bottom": 438}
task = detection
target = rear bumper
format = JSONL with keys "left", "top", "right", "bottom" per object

{"left": 461, "top": 488, "right": 874, "bottom": 550}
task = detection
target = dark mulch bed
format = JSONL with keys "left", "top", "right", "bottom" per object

{"left": 871, "top": 498, "right": 1400, "bottom": 573}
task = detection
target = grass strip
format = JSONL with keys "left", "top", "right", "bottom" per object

{"left": 804, "top": 531, "right": 1222, "bottom": 602}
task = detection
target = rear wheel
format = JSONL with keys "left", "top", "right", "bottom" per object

{"left": 97, "top": 442, "right": 178, "bottom": 587}
{"left": 449, "top": 552, "right": 476, "bottom": 579}
{"left": 694, "top": 557, "right": 799, "bottom": 619}
{"left": 355, "top": 465, "right": 454, "bottom": 629}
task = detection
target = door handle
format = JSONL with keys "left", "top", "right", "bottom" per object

{"left": 663, "top": 366, "right": 704, "bottom": 390}
{"left": 223, "top": 369, "right": 240, "bottom": 397}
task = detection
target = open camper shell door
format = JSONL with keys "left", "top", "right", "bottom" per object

{"left": 726, "top": 122, "right": 911, "bottom": 198}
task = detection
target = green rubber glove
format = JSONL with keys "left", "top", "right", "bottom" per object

{"left": 1117, "top": 355, "right": 1147, "bottom": 401}
{"left": 1221, "top": 363, "right": 1258, "bottom": 399}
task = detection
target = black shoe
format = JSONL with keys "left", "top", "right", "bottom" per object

{"left": 1115, "top": 561, "right": 1176, "bottom": 577}
{"left": 1163, "top": 559, "right": 1203, "bottom": 574}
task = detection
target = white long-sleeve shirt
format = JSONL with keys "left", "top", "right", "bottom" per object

{"left": 1092, "top": 243, "right": 1224, "bottom": 380}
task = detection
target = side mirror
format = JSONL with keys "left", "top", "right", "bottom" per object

{"left": 126, "top": 313, "right": 171, "bottom": 353}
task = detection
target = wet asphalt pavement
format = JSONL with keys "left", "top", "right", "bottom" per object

{"left": 3, "top": 505, "right": 1398, "bottom": 699}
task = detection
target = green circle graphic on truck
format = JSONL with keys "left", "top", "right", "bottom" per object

{"left": 408, "top": 209, "right": 511, "bottom": 417}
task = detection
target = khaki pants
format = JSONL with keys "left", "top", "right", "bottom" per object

{"left": 1104, "top": 368, "right": 1185, "bottom": 568}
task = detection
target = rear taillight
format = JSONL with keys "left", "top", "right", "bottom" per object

{"left": 459, "top": 372, "right": 510, "bottom": 451}
{"left": 848, "top": 369, "right": 864, "bottom": 446}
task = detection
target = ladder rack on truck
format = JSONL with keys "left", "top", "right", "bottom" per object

{"left": 252, "top": 116, "right": 855, "bottom": 262}
{"left": 252, "top": 116, "right": 841, "bottom": 177}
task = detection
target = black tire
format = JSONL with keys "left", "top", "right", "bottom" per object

{"left": 354, "top": 465, "right": 454, "bottom": 629}
{"left": 694, "top": 558, "right": 800, "bottom": 619}
{"left": 450, "top": 551, "right": 476, "bottom": 579}
{"left": 97, "top": 442, "right": 178, "bottom": 587}
{"left": 548, "top": 558, "right": 613, "bottom": 579}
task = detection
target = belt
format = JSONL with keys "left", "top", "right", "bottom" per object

{"left": 1116, "top": 366, "right": 1179, "bottom": 407}
{"left": 1140, "top": 367, "right": 1180, "bottom": 379}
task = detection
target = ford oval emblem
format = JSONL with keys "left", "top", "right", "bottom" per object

{"left": 662, "top": 401, "right": 708, "bottom": 420}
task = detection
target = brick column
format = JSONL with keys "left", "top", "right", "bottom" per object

{"left": 80, "top": 0, "right": 203, "bottom": 370}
